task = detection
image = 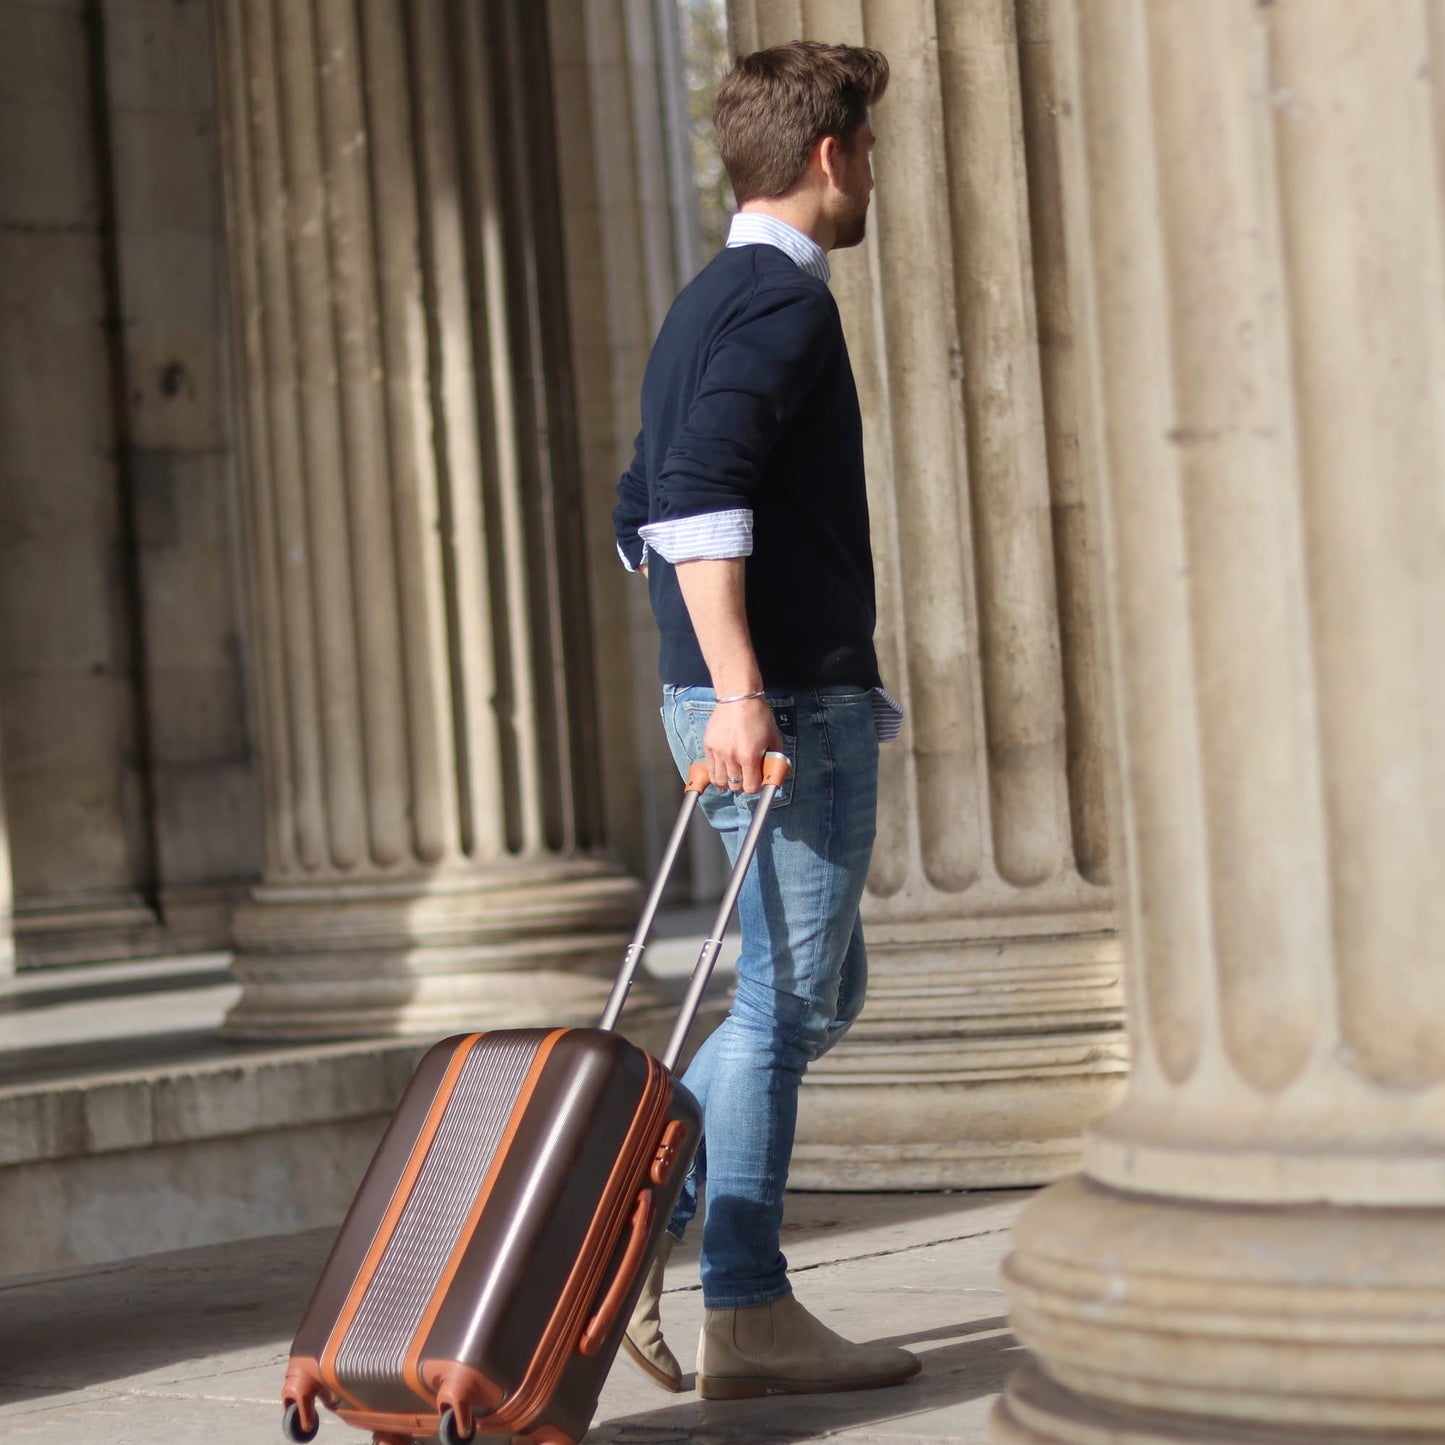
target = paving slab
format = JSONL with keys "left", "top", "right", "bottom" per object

{"left": 0, "top": 1189, "right": 1031, "bottom": 1444}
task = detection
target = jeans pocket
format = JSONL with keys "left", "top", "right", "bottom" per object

{"left": 681, "top": 695, "right": 797, "bottom": 809}
{"left": 764, "top": 701, "right": 797, "bottom": 809}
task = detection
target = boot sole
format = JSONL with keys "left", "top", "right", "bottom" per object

{"left": 621, "top": 1335, "right": 685, "bottom": 1394}
{"left": 697, "top": 1361, "right": 921, "bottom": 1400}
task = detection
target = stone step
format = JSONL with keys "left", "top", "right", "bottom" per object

{"left": 0, "top": 917, "right": 735, "bottom": 1279}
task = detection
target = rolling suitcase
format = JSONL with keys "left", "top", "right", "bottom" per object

{"left": 280, "top": 752, "right": 790, "bottom": 1445}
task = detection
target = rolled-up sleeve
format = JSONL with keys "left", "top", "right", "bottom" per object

{"left": 639, "top": 507, "right": 753, "bottom": 563}
{"left": 612, "top": 428, "right": 650, "bottom": 571}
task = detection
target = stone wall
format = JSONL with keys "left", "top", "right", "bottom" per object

{"left": 0, "top": 0, "right": 261, "bottom": 968}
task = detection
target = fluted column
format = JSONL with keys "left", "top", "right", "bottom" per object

{"left": 0, "top": 726, "right": 12, "bottom": 978}
{"left": 214, "top": 0, "right": 640, "bottom": 1039}
{"left": 548, "top": 0, "right": 716, "bottom": 893}
{"left": 728, "top": 0, "right": 1125, "bottom": 1187}
{"left": 995, "top": 2, "right": 1445, "bottom": 1439}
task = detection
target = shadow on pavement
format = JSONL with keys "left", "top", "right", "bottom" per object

{"left": 0, "top": 1228, "right": 335, "bottom": 1399}
{"left": 0, "top": 1192, "right": 1023, "bottom": 1410}
{"left": 593, "top": 1316, "right": 1022, "bottom": 1443}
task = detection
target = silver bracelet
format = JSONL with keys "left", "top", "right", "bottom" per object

{"left": 715, "top": 689, "right": 766, "bottom": 704}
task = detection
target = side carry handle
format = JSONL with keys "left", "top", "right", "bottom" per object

{"left": 578, "top": 1189, "right": 656, "bottom": 1356}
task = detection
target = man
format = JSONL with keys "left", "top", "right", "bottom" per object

{"left": 612, "top": 41, "right": 917, "bottom": 1401}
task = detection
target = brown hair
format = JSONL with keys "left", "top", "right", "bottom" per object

{"left": 713, "top": 41, "right": 889, "bottom": 205}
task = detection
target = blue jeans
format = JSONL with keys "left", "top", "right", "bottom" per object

{"left": 660, "top": 684, "right": 879, "bottom": 1309}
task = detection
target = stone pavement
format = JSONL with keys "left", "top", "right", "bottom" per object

{"left": 0, "top": 1188, "right": 1030, "bottom": 1445}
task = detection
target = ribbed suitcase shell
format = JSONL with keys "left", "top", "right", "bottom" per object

{"left": 283, "top": 1026, "right": 700, "bottom": 1444}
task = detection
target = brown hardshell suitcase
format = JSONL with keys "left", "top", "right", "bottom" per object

{"left": 280, "top": 754, "right": 790, "bottom": 1445}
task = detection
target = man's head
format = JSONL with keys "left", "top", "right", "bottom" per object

{"left": 713, "top": 41, "right": 888, "bottom": 251}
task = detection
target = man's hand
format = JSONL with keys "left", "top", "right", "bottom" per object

{"left": 704, "top": 696, "right": 783, "bottom": 794}
{"left": 672, "top": 556, "right": 784, "bottom": 793}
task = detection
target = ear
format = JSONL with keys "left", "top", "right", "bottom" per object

{"left": 816, "top": 133, "right": 844, "bottom": 187}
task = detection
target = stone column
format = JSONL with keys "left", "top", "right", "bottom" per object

{"left": 728, "top": 1, "right": 1125, "bottom": 1187}
{"left": 0, "top": 727, "right": 12, "bottom": 978}
{"left": 548, "top": 0, "right": 715, "bottom": 893}
{"left": 995, "top": 2, "right": 1445, "bottom": 1439}
{"left": 214, "top": 0, "right": 641, "bottom": 1039}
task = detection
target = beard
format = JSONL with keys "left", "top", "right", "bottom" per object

{"left": 832, "top": 196, "right": 870, "bottom": 251}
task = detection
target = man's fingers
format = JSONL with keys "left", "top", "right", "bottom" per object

{"left": 720, "top": 748, "right": 775, "bottom": 793}
{"left": 708, "top": 749, "right": 750, "bottom": 791}
{"left": 702, "top": 700, "right": 782, "bottom": 792}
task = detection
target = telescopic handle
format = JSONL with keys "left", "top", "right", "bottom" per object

{"left": 660, "top": 751, "right": 791, "bottom": 1071}
{"left": 598, "top": 763, "right": 710, "bottom": 1033}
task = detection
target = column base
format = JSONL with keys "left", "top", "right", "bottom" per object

{"left": 14, "top": 891, "right": 162, "bottom": 968}
{"left": 998, "top": 1173, "right": 1445, "bottom": 1441}
{"left": 793, "top": 927, "right": 1127, "bottom": 1188}
{"left": 993, "top": 1365, "right": 1336, "bottom": 1444}
{"left": 223, "top": 859, "right": 644, "bottom": 1040}
{"left": 793, "top": 1056, "right": 1127, "bottom": 1189}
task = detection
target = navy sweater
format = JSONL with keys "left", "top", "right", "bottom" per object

{"left": 613, "top": 244, "right": 881, "bottom": 691}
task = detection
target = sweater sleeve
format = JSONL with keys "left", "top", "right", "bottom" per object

{"left": 652, "top": 282, "right": 837, "bottom": 524}
{"left": 611, "top": 428, "right": 649, "bottom": 571}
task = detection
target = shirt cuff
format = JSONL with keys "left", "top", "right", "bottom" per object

{"left": 871, "top": 685, "right": 905, "bottom": 743}
{"left": 639, "top": 509, "right": 753, "bottom": 564}
{"left": 617, "top": 540, "right": 649, "bottom": 573}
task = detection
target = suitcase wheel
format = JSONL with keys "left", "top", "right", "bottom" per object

{"left": 439, "top": 1406, "right": 476, "bottom": 1445}
{"left": 281, "top": 1400, "right": 320, "bottom": 1443}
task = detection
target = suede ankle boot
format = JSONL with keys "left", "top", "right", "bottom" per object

{"left": 621, "top": 1235, "right": 683, "bottom": 1392}
{"left": 696, "top": 1290, "right": 920, "bottom": 1399}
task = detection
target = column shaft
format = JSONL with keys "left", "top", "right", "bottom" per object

{"left": 0, "top": 727, "right": 11, "bottom": 977}
{"left": 729, "top": 0, "right": 1125, "bottom": 1187}
{"left": 944, "top": 0, "right": 1072, "bottom": 891}
{"left": 215, "top": 0, "right": 639, "bottom": 1040}
{"left": 1017, "top": 0, "right": 1112, "bottom": 886}
{"left": 360, "top": 0, "right": 459, "bottom": 866}
{"left": 551, "top": 0, "right": 730, "bottom": 897}
{"left": 995, "top": 2, "right": 1445, "bottom": 1438}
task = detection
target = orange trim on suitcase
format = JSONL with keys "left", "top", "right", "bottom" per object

{"left": 650, "top": 1118, "right": 690, "bottom": 1186}
{"left": 494, "top": 1057, "right": 672, "bottom": 1432}
{"left": 419, "top": 1360, "right": 507, "bottom": 1437}
{"left": 281, "top": 1355, "right": 333, "bottom": 1434}
{"left": 334, "top": 1405, "right": 439, "bottom": 1436}
{"left": 402, "top": 1029, "right": 568, "bottom": 1411}
{"left": 317, "top": 1033, "right": 485, "bottom": 1406}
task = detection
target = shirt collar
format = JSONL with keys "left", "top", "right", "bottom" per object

{"left": 725, "top": 212, "right": 831, "bottom": 284}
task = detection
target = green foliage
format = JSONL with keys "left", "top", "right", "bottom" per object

{"left": 678, "top": 0, "right": 735, "bottom": 255}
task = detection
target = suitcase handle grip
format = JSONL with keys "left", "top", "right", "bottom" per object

{"left": 760, "top": 750, "right": 790, "bottom": 789}
{"left": 579, "top": 1189, "right": 656, "bottom": 1357}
